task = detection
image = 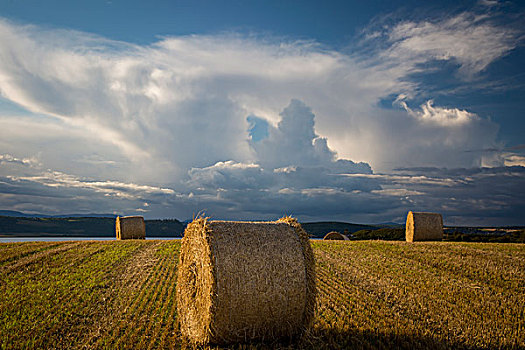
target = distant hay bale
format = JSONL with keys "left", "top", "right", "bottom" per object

{"left": 405, "top": 211, "right": 443, "bottom": 242}
{"left": 323, "top": 231, "right": 350, "bottom": 240}
{"left": 116, "top": 216, "right": 146, "bottom": 240}
{"left": 176, "top": 217, "right": 316, "bottom": 345}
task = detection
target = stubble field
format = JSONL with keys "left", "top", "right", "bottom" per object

{"left": 1, "top": 240, "right": 523, "bottom": 349}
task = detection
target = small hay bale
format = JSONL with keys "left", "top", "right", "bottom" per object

{"left": 405, "top": 211, "right": 443, "bottom": 242}
{"left": 176, "top": 217, "right": 316, "bottom": 345}
{"left": 323, "top": 231, "right": 350, "bottom": 240}
{"left": 116, "top": 216, "right": 146, "bottom": 240}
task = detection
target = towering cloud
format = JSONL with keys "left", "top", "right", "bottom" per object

{"left": 0, "top": 6, "right": 523, "bottom": 223}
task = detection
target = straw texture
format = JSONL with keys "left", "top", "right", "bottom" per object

{"left": 177, "top": 217, "right": 316, "bottom": 345}
{"left": 115, "top": 216, "right": 146, "bottom": 240}
{"left": 405, "top": 211, "right": 443, "bottom": 242}
{"left": 323, "top": 231, "right": 350, "bottom": 240}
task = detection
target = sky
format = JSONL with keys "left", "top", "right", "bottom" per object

{"left": 0, "top": 0, "right": 524, "bottom": 225}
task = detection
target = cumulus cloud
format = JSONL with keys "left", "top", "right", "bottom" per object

{"left": 0, "top": 6, "right": 523, "bottom": 223}
{"left": 391, "top": 99, "right": 502, "bottom": 168}
{"left": 0, "top": 12, "right": 518, "bottom": 174}
{"left": 181, "top": 100, "right": 380, "bottom": 221}
{"left": 400, "top": 99, "right": 479, "bottom": 126}
{"left": 187, "top": 161, "right": 267, "bottom": 190}
{"left": 187, "top": 100, "right": 375, "bottom": 193}
{"left": 250, "top": 99, "right": 372, "bottom": 171}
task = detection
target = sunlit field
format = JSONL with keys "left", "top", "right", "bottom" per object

{"left": 1, "top": 240, "right": 523, "bottom": 349}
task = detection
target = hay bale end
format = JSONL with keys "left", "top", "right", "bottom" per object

{"left": 116, "top": 216, "right": 146, "bottom": 240}
{"left": 405, "top": 211, "right": 443, "bottom": 242}
{"left": 176, "top": 217, "right": 316, "bottom": 345}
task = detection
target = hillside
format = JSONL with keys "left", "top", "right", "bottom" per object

{"left": 0, "top": 216, "right": 184, "bottom": 237}
{"left": 0, "top": 210, "right": 116, "bottom": 218}
{"left": 0, "top": 216, "right": 377, "bottom": 238}
{"left": 1, "top": 240, "right": 523, "bottom": 349}
{"left": 1, "top": 215, "right": 523, "bottom": 242}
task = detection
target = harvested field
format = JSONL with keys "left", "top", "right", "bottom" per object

{"left": 1, "top": 240, "right": 524, "bottom": 349}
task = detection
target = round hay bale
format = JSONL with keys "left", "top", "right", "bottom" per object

{"left": 323, "top": 231, "right": 350, "bottom": 240}
{"left": 405, "top": 211, "right": 443, "bottom": 242}
{"left": 176, "top": 217, "right": 316, "bottom": 345}
{"left": 116, "top": 216, "right": 146, "bottom": 240}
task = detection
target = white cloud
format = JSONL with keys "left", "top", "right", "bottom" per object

{"left": 371, "top": 188, "right": 425, "bottom": 197}
{"left": 187, "top": 161, "right": 267, "bottom": 190}
{"left": 504, "top": 154, "right": 525, "bottom": 167}
{"left": 251, "top": 99, "right": 349, "bottom": 169}
{"left": 9, "top": 170, "right": 175, "bottom": 199}
{"left": 0, "top": 12, "right": 517, "bottom": 175}
{"left": 0, "top": 114, "right": 163, "bottom": 183}
{"left": 384, "top": 12, "right": 520, "bottom": 78}
{"left": 400, "top": 99, "right": 479, "bottom": 126}
{"left": 185, "top": 100, "right": 376, "bottom": 198}
{"left": 0, "top": 154, "right": 40, "bottom": 167}
{"left": 341, "top": 173, "right": 465, "bottom": 187}
{"left": 0, "top": 156, "right": 523, "bottom": 225}
{"left": 0, "top": 8, "right": 523, "bottom": 223}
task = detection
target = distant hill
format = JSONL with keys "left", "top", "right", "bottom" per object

{"left": 0, "top": 216, "right": 184, "bottom": 237}
{"left": 0, "top": 214, "right": 379, "bottom": 239}
{"left": 55, "top": 213, "right": 117, "bottom": 218}
{"left": 2, "top": 212, "right": 521, "bottom": 241}
{"left": 0, "top": 210, "right": 116, "bottom": 218}
{"left": 376, "top": 222, "right": 403, "bottom": 227}
{"left": 0, "top": 210, "right": 46, "bottom": 218}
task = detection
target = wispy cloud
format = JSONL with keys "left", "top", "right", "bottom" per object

{"left": 9, "top": 171, "right": 175, "bottom": 198}
{"left": 384, "top": 12, "right": 520, "bottom": 78}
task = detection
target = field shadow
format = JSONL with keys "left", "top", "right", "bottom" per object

{"left": 295, "top": 327, "right": 487, "bottom": 350}
{"left": 181, "top": 327, "right": 491, "bottom": 350}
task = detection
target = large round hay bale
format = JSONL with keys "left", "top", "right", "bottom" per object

{"left": 323, "top": 231, "right": 350, "bottom": 240}
{"left": 176, "top": 217, "right": 316, "bottom": 345}
{"left": 116, "top": 216, "right": 146, "bottom": 240}
{"left": 405, "top": 211, "right": 443, "bottom": 242}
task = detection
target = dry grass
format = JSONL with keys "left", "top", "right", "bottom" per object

{"left": 310, "top": 241, "right": 524, "bottom": 349}
{"left": 1, "top": 240, "right": 524, "bottom": 349}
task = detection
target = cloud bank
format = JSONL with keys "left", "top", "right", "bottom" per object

{"left": 0, "top": 7, "right": 523, "bottom": 224}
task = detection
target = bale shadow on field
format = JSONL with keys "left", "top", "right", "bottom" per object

{"left": 296, "top": 327, "right": 490, "bottom": 350}
{"left": 191, "top": 327, "right": 493, "bottom": 350}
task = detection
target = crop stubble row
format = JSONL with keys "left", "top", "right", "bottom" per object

{"left": 311, "top": 241, "right": 525, "bottom": 349}
{"left": 1, "top": 240, "right": 524, "bottom": 349}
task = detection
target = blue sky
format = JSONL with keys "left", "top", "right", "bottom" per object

{"left": 0, "top": 0, "right": 524, "bottom": 225}
{"left": 0, "top": 0, "right": 431, "bottom": 45}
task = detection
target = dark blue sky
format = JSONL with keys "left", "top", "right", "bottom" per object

{"left": 0, "top": 0, "right": 425, "bottom": 45}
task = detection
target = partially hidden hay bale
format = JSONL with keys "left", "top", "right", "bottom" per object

{"left": 405, "top": 211, "right": 443, "bottom": 242}
{"left": 323, "top": 231, "right": 350, "bottom": 240}
{"left": 116, "top": 216, "right": 146, "bottom": 240}
{"left": 176, "top": 217, "right": 316, "bottom": 345}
